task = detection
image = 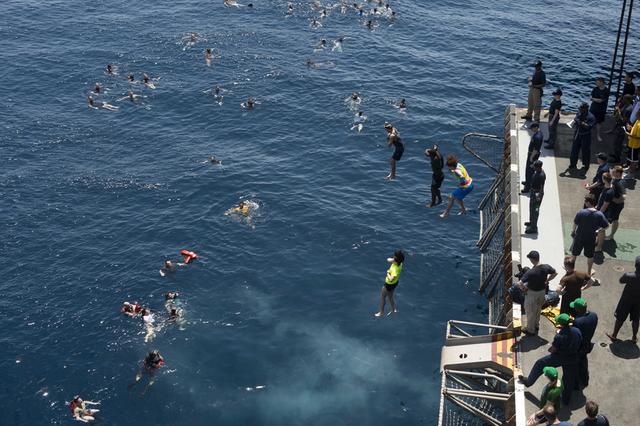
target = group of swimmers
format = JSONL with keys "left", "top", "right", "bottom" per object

{"left": 72, "top": 0, "right": 479, "bottom": 420}
{"left": 87, "top": 65, "right": 157, "bottom": 111}
{"left": 301, "top": 0, "right": 396, "bottom": 30}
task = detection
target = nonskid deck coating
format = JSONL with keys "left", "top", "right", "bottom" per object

{"left": 513, "top": 108, "right": 640, "bottom": 425}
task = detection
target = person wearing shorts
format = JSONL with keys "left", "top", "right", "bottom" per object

{"left": 440, "top": 154, "right": 474, "bottom": 218}
{"left": 375, "top": 250, "right": 404, "bottom": 317}
{"left": 606, "top": 256, "right": 640, "bottom": 343}
{"left": 570, "top": 195, "right": 609, "bottom": 276}
{"left": 384, "top": 122, "right": 403, "bottom": 180}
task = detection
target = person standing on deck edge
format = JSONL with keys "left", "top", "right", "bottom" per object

{"left": 522, "top": 60, "right": 546, "bottom": 122}
{"left": 544, "top": 89, "right": 562, "bottom": 149}
{"left": 521, "top": 122, "right": 543, "bottom": 193}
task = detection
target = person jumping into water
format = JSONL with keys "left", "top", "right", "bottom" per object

{"left": 375, "top": 250, "right": 404, "bottom": 317}
{"left": 384, "top": 122, "right": 403, "bottom": 180}
{"left": 440, "top": 154, "right": 474, "bottom": 218}
{"left": 425, "top": 145, "right": 445, "bottom": 207}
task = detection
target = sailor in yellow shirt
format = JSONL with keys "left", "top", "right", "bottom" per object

{"left": 375, "top": 250, "right": 405, "bottom": 317}
{"left": 624, "top": 119, "right": 640, "bottom": 177}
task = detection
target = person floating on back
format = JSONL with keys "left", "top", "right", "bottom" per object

{"left": 440, "top": 154, "right": 474, "bottom": 218}
{"left": 375, "top": 250, "right": 404, "bottom": 317}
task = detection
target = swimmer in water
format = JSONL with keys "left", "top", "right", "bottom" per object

{"left": 345, "top": 91, "right": 362, "bottom": 110}
{"left": 205, "top": 48, "right": 213, "bottom": 66}
{"left": 159, "top": 259, "right": 185, "bottom": 277}
{"left": 309, "top": 18, "right": 322, "bottom": 29}
{"left": 225, "top": 200, "right": 253, "bottom": 216}
{"left": 93, "top": 83, "right": 102, "bottom": 94}
{"left": 374, "top": 250, "right": 404, "bottom": 317}
{"left": 241, "top": 97, "right": 257, "bottom": 109}
{"left": 70, "top": 396, "right": 100, "bottom": 423}
{"left": 127, "top": 74, "right": 135, "bottom": 83}
{"left": 314, "top": 39, "right": 327, "bottom": 52}
{"left": 208, "top": 155, "right": 222, "bottom": 165}
{"left": 351, "top": 111, "right": 367, "bottom": 132}
{"left": 165, "top": 291, "right": 180, "bottom": 301}
{"left": 332, "top": 37, "right": 344, "bottom": 52}
{"left": 121, "top": 302, "right": 144, "bottom": 317}
{"left": 129, "top": 350, "right": 164, "bottom": 395}
{"left": 397, "top": 98, "right": 407, "bottom": 109}
{"left": 320, "top": 9, "right": 328, "bottom": 19}
{"left": 142, "top": 308, "right": 156, "bottom": 343}
{"left": 143, "top": 73, "right": 156, "bottom": 89}
{"left": 87, "top": 96, "right": 118, "bottom": 111}
{"left": 106, "top": 64, "right": 115, "bottom": 75}
{"left": 117, "top": 91, "right": 142, "bottom": 102}
{"left": 366, "top": 19, "right": 375, "bottom": 30}
{"left": 286, "top": 2, "right": 293, "bottom": 15}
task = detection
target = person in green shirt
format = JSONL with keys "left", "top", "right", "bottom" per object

{"left": 375, "top": 250, "right": 404, "bottom": 317}
{"left": 527, "top": 366, "right": 564, "bottom": 425}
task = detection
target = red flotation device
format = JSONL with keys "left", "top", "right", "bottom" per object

{"left": 69, "top": 399, "right": 78, "bottom": 415}
{"left": 180, "top": 249, "right": 198, "bottom": 264}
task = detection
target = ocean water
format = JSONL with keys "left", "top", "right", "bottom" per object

{"left": 1, "top": 1, "right": 636, "bottom": 424}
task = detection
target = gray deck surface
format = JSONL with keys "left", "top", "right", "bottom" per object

{"left": 515, "top": 109, "right": 640, "bottom": 425}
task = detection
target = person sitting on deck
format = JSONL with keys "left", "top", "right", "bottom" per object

{"left": 543, "top": 404, "right": 573, "bottom": 425}
{"left": 526, "top": 366, "right": 563, "bottom": 426}
{"left": 577, "top": 400, "right": 610, "bottom": 426}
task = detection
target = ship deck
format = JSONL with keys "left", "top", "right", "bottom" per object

{"left": 512, "top": 108, "right": 640, "bottom": 424}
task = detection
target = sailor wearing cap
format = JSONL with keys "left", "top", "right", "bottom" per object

{"left": 522, "top": 60, "right": 546, "bottom": 122}
{"left": 525, "top": 160, "right": 545, "bottom": 234}
{"left": 544, "top": 89, "right": 563, "bottom": 149}
{"left": 569, "top": 102, "right": 596, "bottom": 172}
{"left": 519, "top": 312, "right": 582, "bottom": 405}
{"left": 571, "top": 298, "right": 598, "bottom": 388}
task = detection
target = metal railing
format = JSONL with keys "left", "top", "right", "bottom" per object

{"left": 437, "top": 321, "right": 514, "bottom": 426}
{"left": 438, "top": 105, "right": 520, "bottom": 426}
{"left": 461, "top": 106, "right": 515, "bottom": 327}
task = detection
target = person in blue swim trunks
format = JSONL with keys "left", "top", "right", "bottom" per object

{"left": 440, "top": 154, "right": 474, "bottom": 218}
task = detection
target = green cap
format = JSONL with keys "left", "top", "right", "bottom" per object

{"left": 555, "top": 313, "right": 571, "bottom": 326}
{"left": 543, "top": 366, "right": 558, "bottom": 380}
{"left": 570, "top": 298, "right": 587, "bottom": 310}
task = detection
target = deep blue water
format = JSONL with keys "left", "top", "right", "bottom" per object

{"left": 1, "top": 1, "right": 637, "bottom": 424}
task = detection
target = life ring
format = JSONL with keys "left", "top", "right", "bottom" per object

{"left": 180, "top": 249, "right": 198, "bottom": 264}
